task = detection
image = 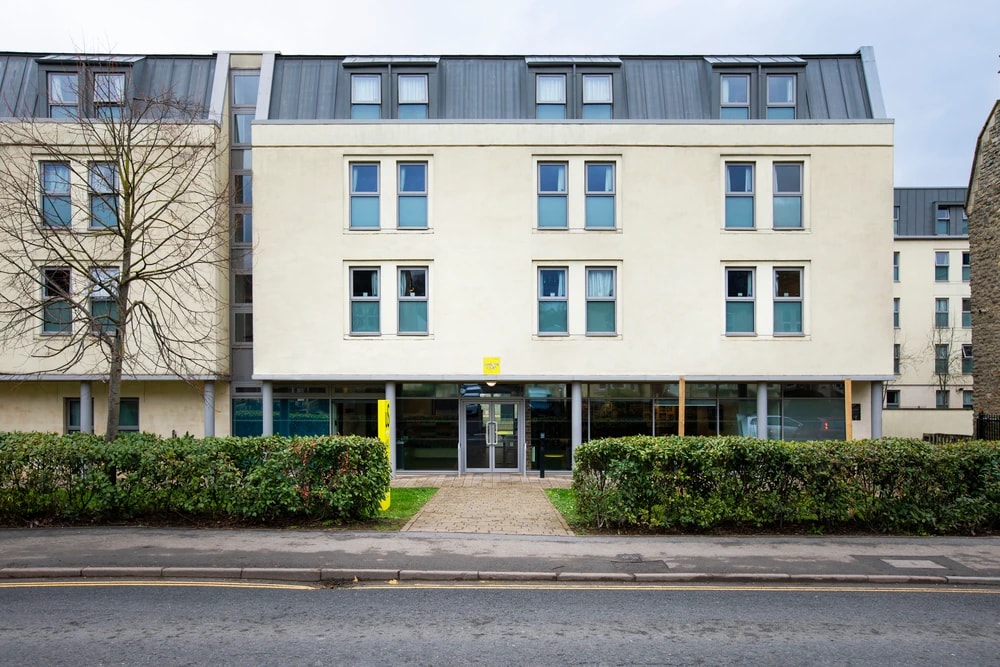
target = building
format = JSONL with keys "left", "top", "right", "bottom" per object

{"left": 968, "top": 100, "right": 1000, "bottom": 414}
{"left": 0, "top": 49, "right": 895, "bottom": 474}
{"left": 884, "top": 188, "right": 973, "bottom": 437}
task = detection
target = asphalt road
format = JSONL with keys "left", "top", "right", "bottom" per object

{"left": 2, "top": 582, "right": 997, "bottom": 666}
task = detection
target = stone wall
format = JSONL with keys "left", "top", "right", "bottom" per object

{"left": 969, "top": 101, "right": 1000, "bottom": 413}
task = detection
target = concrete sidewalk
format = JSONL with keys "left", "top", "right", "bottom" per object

{"left": 1, "top": 528, "right": 998, "bottom": 586}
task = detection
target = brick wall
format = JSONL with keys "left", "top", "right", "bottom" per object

{"left": 969, "top": 102, "right": 1000, "bottom": 413}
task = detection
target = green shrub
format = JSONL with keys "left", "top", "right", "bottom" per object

{"left": 0, "top": 432, "right": 390, "bottom": 524}
{"left": 572, "top": 436, "right": 1000, "bottom": 534}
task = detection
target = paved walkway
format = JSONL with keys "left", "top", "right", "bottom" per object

{"left": 392, "top": 473, "right": 574, "bottom": 536}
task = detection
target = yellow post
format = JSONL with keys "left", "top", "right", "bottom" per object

{"left": 378, "top": 399, "right": 391, "bottom": 510}
{"left": 843, "top": 379, "right": 853, "bottom": 440}
{"left": 678, "top": 376, "right": 686, "bottom": 436}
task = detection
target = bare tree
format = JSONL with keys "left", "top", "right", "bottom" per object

{"left": 928, "top": 324, "right": 969, "bottom": 408}
{"left": 0, "top": 65, "right": 227, "bottom": 440}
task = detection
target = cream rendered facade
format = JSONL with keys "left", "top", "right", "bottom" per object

{"left": 0, "top": 53, "right": 230, "bottom": 437}
{"left": 251, "top": 120, "right": 894, "bottom": 469}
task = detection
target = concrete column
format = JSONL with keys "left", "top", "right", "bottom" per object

{"left": 571, "top": 382, "right": 583, "bottom": 457}
{"left": 385, "top": 381, "right": 396, "bottom": 474}
{"left": 844, "top": 379, "right": 854, "bottom": 440}
{"left": 757, "top": 382, "right": 768, "bottom": 439}
{"left": 80, "top": 381, "right": 93, "bottom": 434}
{"left": 203, "top": 381, "right": 215, "bottom": 437}
{"left": 870, "top": 381, "right": 883, "bottom": 439}
{"left": 261, "top": 381, "right": 273, "bottom": 436}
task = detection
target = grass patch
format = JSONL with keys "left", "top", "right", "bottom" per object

{"left": 374, "top": 487, "right": 438, "bottom": 530}
{"left": 544, "top": 488, "right": 586, "bottom": 531}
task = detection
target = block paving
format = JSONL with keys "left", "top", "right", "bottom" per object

{"left": 391, "top": 473, "right": 573, "bottom": 536}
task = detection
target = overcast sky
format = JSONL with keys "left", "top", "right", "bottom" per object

{"left": 9, "top": 0, "right": 999, "bottom": 186}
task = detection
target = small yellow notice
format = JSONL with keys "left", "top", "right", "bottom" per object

{"left": 483, "top": 357, "right": 501, "bottom": 375}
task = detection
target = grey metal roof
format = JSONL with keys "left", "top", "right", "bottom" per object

{"left": 895, "top": 187, "right": 968, "bottom": 237}
{"left": 268, "top": 52, "right": 878, "bottom": 121}
{"left": 0, "top": 52, "right": 216, "bottom": 119}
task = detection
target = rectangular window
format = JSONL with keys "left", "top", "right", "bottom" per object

{"left": 586, "top": 267, "right": 616, "bottom": 334}
{"left": 772, "top": 163, "right": 802, "bottom": 228}
{"left": 234, "top": 312, "right": 253, "bottom": 343}
{"left": 962, "top": 298, "right": 972, "bottom": 328}
{"left": 119, "top": 397, "right": 140, "bottom": 432}
{"left": 42, "top": 162, "right": 71, "bottom": 227}
{"left": 582, "top": 74, "right": 612, "bottom": 119}
{"left": 886, "top": 389, "right": 900, "bottom": 409}
{"left": 48, "top": 73, "right": 79, "bottom": 118}
{"left": 936, "top": 206, "right": 950, "bottom": 235}
{"left": 89, "top": 162, "right": 118, "bottom": 229}
{"left": 964, "top": 390, "right": 973, "bottom": 409}
{"left": 232, "top": 73, "right": 259, "bottom": 106}
{"left": 397, "top": 162, "right": 428, "bottom": 228}
{"left": 893, "top": 205, "right": 900, "bottom": 235}
{"left": 234, "top": 274, "right": 253, "bottom": 304}
{"left": 398, "top": 267, "right": 428, "bottom": 334}
{"left": 585, "top": 163, "right": 615, "bottom": 228}
{"left": 351, "top": 74, "right": 381, "bottom": 119}
{"left": 536, "top": 74, "right": 566, "bottom": 119}
{"left": 962, "top": 251, "right": 971, "bottom": 282}
{"left": 234, "top": 174, "right": 252, "bottom": 205}
{"left": 720, "top": 74, "right": 749, "bottom": 119}
{"left": 725, "top": 268, "right": 755, "bottom": 334}
{"left": 233, "top": 113, "right": 253, "bottom": 144}
{"left": 350, "top": 163, "right": 380, "bottom": 229}
{"left": 234, "top": 213, "right": 252, "bottom": 244}
{"left": 935, "top": 298, "right": 949, "bottom": 328}
{"left": 893, "top": 297, "right": 900, "bottom": 328}
{"left": 93, "top": 72, "right": 125, "bottom": 119}
{"left": 89, "top": 267, "right": 119, "bottom": 335}
{"left": 893, "top": 251, "right": 900, "bottom": 282}
{"left": 42, "top": 268, "right": 72, "bottom": 334}
{"left": 766, "top": 74, "right": 795, "bottom": 119}
{"left": 962, "top": 344, "right": 973, "bottom": 375}
{"left": 961, "top": 210, "right": 969, "bottom": 236}
{"left": 934, "top": 344, "right": 949, "bottom": 375}
{"left": 725, "top": 163, "right": 754, "bottom": 229}
{"left": 397, "top": 74, "right": 428, "bottom": 119}
{"left": 538, "top": 268, "right": 568, "bottom": 334}
{"left": 893, "top": 343, "right": 900, "bottom": 375}
{"left": 773, "top": 268, "right": 802, "bottom": 334}
{"left": 350, "top": 268, "right": 380, "bottom": 334}
{"left": 936, "top": 390, "right": 949, "bottom": 409}
{"left": 935, "top": 251, "right": 949, "bottom": 282}
{"left": 537, "top": 162, "right": 568, "bottom": 228}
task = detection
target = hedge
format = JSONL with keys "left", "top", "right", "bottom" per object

{"left": 0, "top": 432, "right": 390, "bottom": 524}
{"left": 572, "top": 436, "right": 1000, "bottom": 534}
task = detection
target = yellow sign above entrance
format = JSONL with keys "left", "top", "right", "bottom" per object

{"left": 483, "top": 357, "right": 501, "bottom": 375}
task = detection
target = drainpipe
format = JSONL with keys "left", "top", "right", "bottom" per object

{"left": 80, "top": 381, "right": 93, "bottom": 434}
{"left": 261, "top": 381, "right": 273, "bottom": 435}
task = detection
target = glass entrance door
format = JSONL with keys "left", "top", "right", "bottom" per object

{"left": 462, "top": 400, "right": 521, "bottom": 472}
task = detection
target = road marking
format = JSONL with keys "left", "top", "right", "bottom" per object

{"left": 353, "top": 582, "right": 1000, "bottom": 595}
{"left": 0, "top": 581, "right": 314, "bottom": 591}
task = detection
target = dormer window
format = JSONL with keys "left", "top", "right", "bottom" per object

{"left": 766, "top": 75, "right": 795, "bottom": 119}
{"left": 48, "top": 73, "right": 79, "bottom": 118}
{"left": 397, "top": 74, "right": 428, "bottom": 119}
{"left": 536, "top": 74, "right": 566, "bottom": 119}
{"left": 351, "top": 74, "right": 382, "bottom": 119}
{"left": 582, "top": 74, "right": 612, "bottom": 119}
{"left": 94, "top": 73, "right": 125, "bottom": 119}
{"left": 720, "top": 74, "right": 749, "bottom": 119}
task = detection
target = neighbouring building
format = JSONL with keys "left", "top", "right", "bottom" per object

{"left": 884, "top": 187, "right": 973, "bottom": 438}
{"left": 968, "top": 100, "right": 1000, "bottom": 415}
{"left": 0, "top": 49, "right": 895, "bottom": 474}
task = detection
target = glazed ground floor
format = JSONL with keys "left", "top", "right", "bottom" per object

{"left": 1, "top": 378, "right": 886, "bottom": 473}
{"left": 233, "top": 379, "right": 885, "bottom": 473}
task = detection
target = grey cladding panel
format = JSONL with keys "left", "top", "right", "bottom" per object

{"left": 269, "top": 59, "right": 342, "bottom": 119}
{"left": 801, "top": 58, "right": 870, "bottom": 120}
{"left": 134, "top": 58, "right": 215, "bottom": 115}
{"left": 439, "top": 59, "right": 524, "bottom": 119}
{"left": 0, "top": 55, "right": 36, "bottom": 117}
{"left": 622, "top": 59, "right": 711, "bottom": 119}
{"left": 895, "top": 188, "right": 968, "bottom": 237}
